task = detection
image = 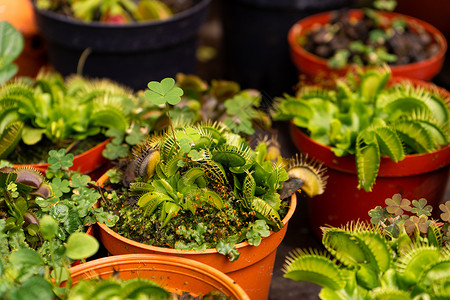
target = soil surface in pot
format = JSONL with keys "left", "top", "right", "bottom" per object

{"left": 98, "top": 171, "right": 291, "bottom": 252}
{"left": 303, "top": 9, "right": 440, "bottom": 67}
{"left": 33, "top": 0, "right": 196, "bottom": 23}
{"left": 8, "top": 134, "right": 105, "bottom": 164}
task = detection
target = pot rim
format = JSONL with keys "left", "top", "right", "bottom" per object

{"left": 13, "top": 137, "right": 111, "bottom": 171}
{"left": 289, "top": 121, "right": 450, "bottom": 176}
{"left": 96, "top": 174, "right": 297, "bottom": 255}
{"left": 287, "top": 9, "right": 448, "bottom": 73}
{"left": 69, "top": 253, "right": 250, "bottom": 299}
{"left": 32, "top": 0, "right": 212, "bottom": 29}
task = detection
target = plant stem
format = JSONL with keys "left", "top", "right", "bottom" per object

{"left": 165, "top": 103, "right": 179, "bottom": 155}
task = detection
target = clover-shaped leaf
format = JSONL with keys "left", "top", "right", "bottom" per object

{"left": 50, "top": 177, "right": 70, "bottom": 198}
{"left": 368, "top": 206, "right": 388, "bottom": 225}
{"left": 145, "top": 78, "right": 184, "bottom": 105}
{"left": 404, "top": 216, "right": 429, "bottom": 235}
{"left": 385, "top": 194, "right": 411, "bottom": 216}
{"left": 439, "top": 202, "right": 450, "bottom": 222}
{"left": 411, "top": 198, "right": 432, "bottom": 217}
{"left": 125, "top": 124, "right": 145, "bottom": 145}
{"left": 70, "top": 173, "right": 91, "bottom": 188}
{"left": 102, "top": 142, "right": 129, "bottom": 160}
{"left": 48, "top": 149, "right": 74, "bottom": 170}
{"left": 188, "top": 149, "right": 203, "bottom": 161}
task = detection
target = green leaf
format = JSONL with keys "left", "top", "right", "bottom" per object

{"left": 216, "top": 239, "right": 240, "bottom": 262}
{"left": 21, "top": 127, "right": 45, "bottom": 145}
{"left": 246, "top": 220, "right": 270, "bottom": 246}
{"left": 0, "top": 21, "right": 24, "bottom": 84}
{"left": 411, "top": 198, "right": 432, "bottom": 217}
{"left": 70, "top": 173, "right": 91, "bottom": 188}
{"left": 15, "top": 276, "right": 54, "bottom": 300}
{"left": 50, "top": 178, "right": 70, "bottom": 198}
{"left": 9, "top": 248, "right": 43, "bottom": 266}
{"left": 47, "top": 149, "right": 74, "bottom": 170}
{"left": 145, "top": 78, "right": 183, "bottom": 105}
{"left": 102, "top": 142, "right": 129, "bottom": 160}
{"left": 39, "top": 214, "right": 58, "bottom": 240}
{"left": 65, "top": 232, "right": 99, "bottom": 260}
{"left": 356, "top": 131, "right": 381, "bottom": 192}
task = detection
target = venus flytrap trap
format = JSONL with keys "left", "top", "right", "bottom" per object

{"left": 283, "top": 194, "right": 450, "bottom": 299}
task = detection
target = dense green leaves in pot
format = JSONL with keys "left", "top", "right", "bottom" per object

{"left": 272, "top": 67, "right": 449, "bottom": 191}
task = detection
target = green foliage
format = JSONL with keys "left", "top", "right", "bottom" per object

{"left": 145, "top": 78, "right": 183, "bottom": 106}
{"left": 68, "top": 278, "right": 171, "bottom": 300}
{"left": 284, "top": 194, "right": 450, "bottom": 299}
{"left": 0, "top": 149, "right": 116, "bottom": 257}
{"left": 0, "top": 71, "right": 137, "bottom": 163}
{"left": 145, "top": 73, "right": 273, "bottom": 136}
{"left": 273, "top": 68, "right": 449, "bottom": 191}
{"left": 0, "top": 21, "right": 23, "bottom": 85}
{"left": 100, "top": 118, "right": 327, "bottom": 261}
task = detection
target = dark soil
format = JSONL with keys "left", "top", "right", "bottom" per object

{"left": 303, "top": 8, "right": 441, "bottom": 66}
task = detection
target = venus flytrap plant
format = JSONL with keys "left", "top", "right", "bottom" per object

{"left": 273, "top": 68, "right": 449, "bottom": 191}
{"left": 97, "top": 78, "right": 327, "bottom": 262}
{"left": 283, "top": 194, "right": 450, "bottom": 300}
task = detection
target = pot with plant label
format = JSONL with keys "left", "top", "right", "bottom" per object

{"left": 92, "top": 78, "right": 327, "bottom": 300}
{"left": 272, "top": 68, "right": 450, "bottom": 237}
{"left": 288, "top": 7, "right": 447, "bottom": 81}
{"left": 68, "top": 254, "right": 250, "bottom": 299}
{"left": 31, "top": 0, "right": 211, "bottom": 90}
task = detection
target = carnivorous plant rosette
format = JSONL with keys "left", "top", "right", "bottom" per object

{"left": 283, "top": 194, "right": 450, "bottom": 299}
{"left": 97, "top": 78, "right": 327, "bottom": 261}
{"left": 272, "top": 67, "right": 449, "bottom": 191}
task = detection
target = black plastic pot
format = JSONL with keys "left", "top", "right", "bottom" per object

{"left": 221, "top": 0, "right": 355, "bottom": 98}
{"left": 32, "top": 0, "right": 211, "bottom": 90}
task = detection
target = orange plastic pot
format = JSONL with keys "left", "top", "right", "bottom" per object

{"left": 95, "top": 174, "right": 296, "bottom": 300}
{"left": 13, "top": 138, "right": 110, "bottom": 175}
{"left": 290, "top": 105, "right": 450, "bottom": 238}
{"left": 287, "top": 9, "right": 447, "bottom": 81}
{"left": 68, "top": 254, "right": 250, "bottom": 299}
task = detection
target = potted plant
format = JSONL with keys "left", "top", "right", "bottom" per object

{"left": 219, "top": 0, "right": 355, "bottom": 96}
{"left": 0, "top": 219, "right": 99, "bottom": 299}
{"left": 92, "top": 77, "right": 327, "bottom": 299}
{"left": 0, "top": 68, "right": 138, "bottom": 174}
{"left": 68, "top": 254, "right": 250, "bottom": 299}
{"left": 31, "top": 0, "right": 211, "bottom": 90}
{"left": 282, "top": 194, "right": 450, "bottom": 299}
{"left": 272, "top": 67, "right": 449, "bottom": 236}
{"left": 287, "top": 1, "right": 447, "bottom": 81}
{"left": 0, "top": 148, "right": 118, "bottom": 268}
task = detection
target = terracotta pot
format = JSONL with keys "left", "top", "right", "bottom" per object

{"left": 0, "top": 0, "right": 48, "bottom": 78}
{"left": 68, "top": 254, "right": 250, "bottom": 299}
{"left": 13, "top": 138, "right": 110, "bottom": 175}
{"left": 287, "top": 9, "right": 447, "bottom": 81}
{"left": 95, "top": 173, "right": 296, "bottom": 300}
{"left": 289, "top": 122, "right": 450, "bottom": 238}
